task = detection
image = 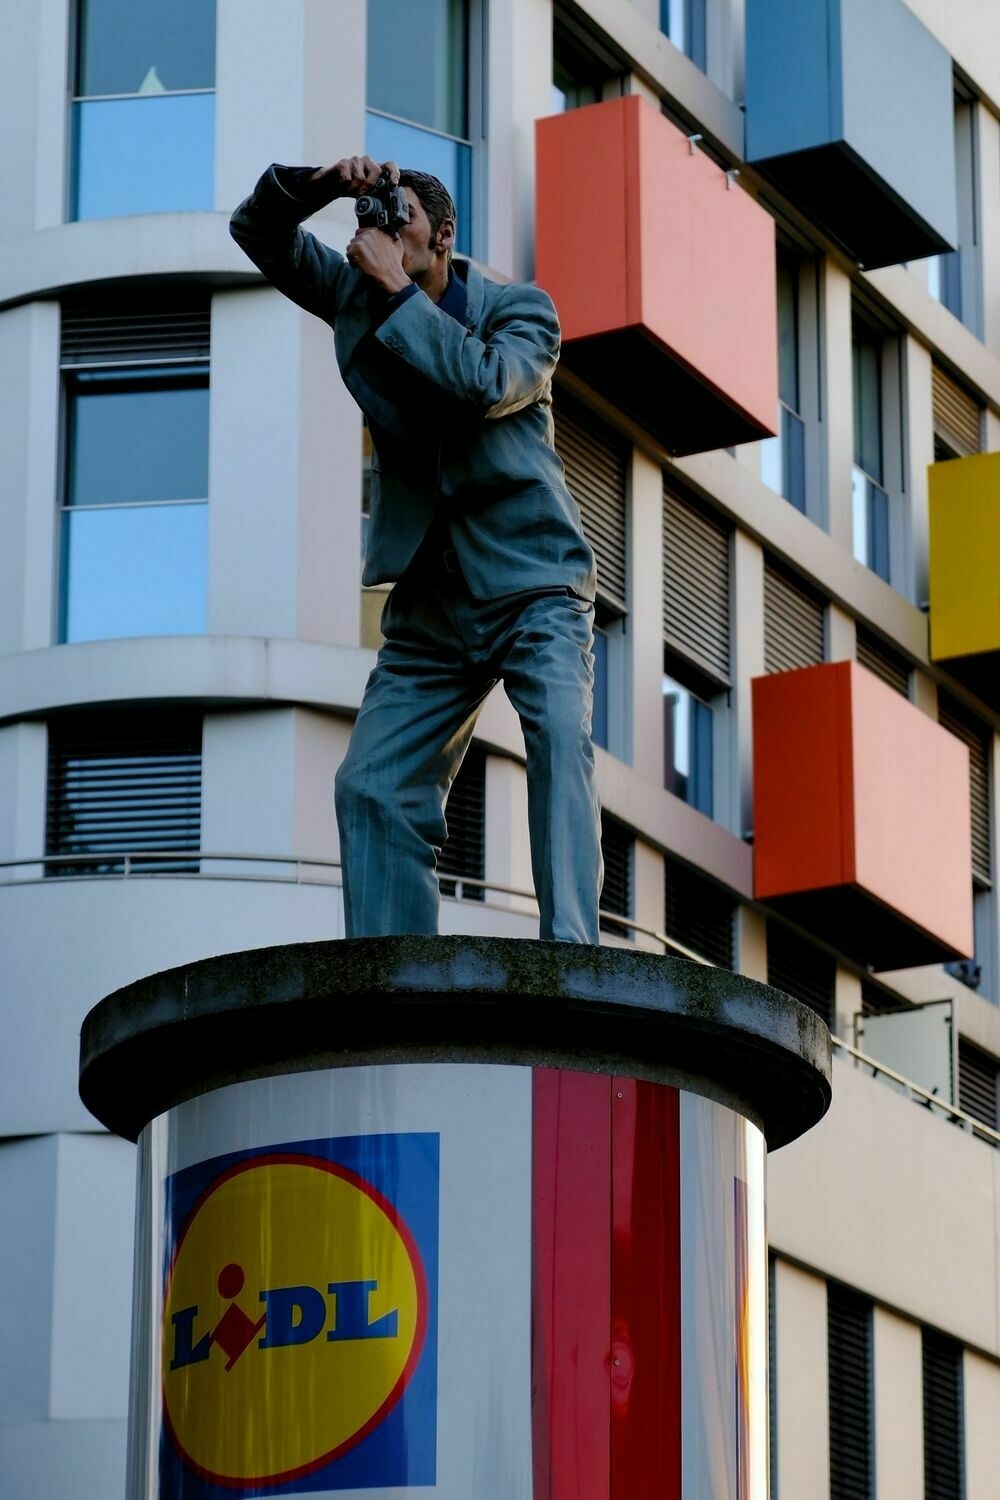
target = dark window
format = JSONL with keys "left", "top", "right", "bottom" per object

{"left": 72, "top": 0, "right": 215, "bottom": 220}
{"left": 439, "top": 747, "right": 485, "bottom": 899}
{"left": 366, "top": 0, "right": 474, "bottom": 255}
{"left": 664, "top": 856, "right": 734, "bottom": 967}
{"left": 660, "top": 0, "right": 707, "bottom": 70}
{"left": 600, "top": 816, "right": 632, "bottom": 938}
{"left": 938, "top": 695, "right": 992, "bottom": 888}
{"left": 767, "top": 922, "right": 835, "bottom": 1026}
{"left": 763, "top": 559, "right": 825, "bottom": 674}
{"left": 928, "top": 94, "right": 980, "bottom": 335}
{"left": 957, "top": 1039, "right": 999, "bottom": 1137}
{"left": 592, "top": 618, "right": 609, "bottom": 750}
{"left": 856, "top": 627, "right": 910, "bottom": 696}
{"left": 827, "top": 1282, "right": 874, "bottom": 1500}
{"left": 46, "top": 711, "right": 201, "bottom": 876}
{"left": 663, "top": 654, "right": 715, "bottom": 817}
{"left": 851, "top": 316, "right": 890, "bottom": 583}
{"left": 761, "top": 248, "right": 807, "bottom": 512}
{"left": 552, "top": 6, "right": 625, "bottom": 111}
{"left": 922, "top": 1329, "right": 965, "bottom": 1500}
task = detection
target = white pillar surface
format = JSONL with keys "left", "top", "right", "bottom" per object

{"left": 965, "top": 1349, "right": 1000, "bottom": 1500}
{"left": 630, "top": 448, "right": 666, "bottom": 787}
{"left": 0, "top": 0, "right": 69, "bottom": 236}
{"left": 772, "top": 1258, "right": 830, "bottom": 1500}
{"left": 873, "top": 1307, "right": 924, "bottom": 1499}
{"left": 0, "top": 722, "right": 47, "bottom": 877}
{"left": 484, "top": 755, "right": 536, "bottom": 917}
{"left": 487, "top": 0, "right": 553, "bottom": 280}
{"left": 0, "top": 302, "right": 61, "bottom": 654}
{"left": 208, "top": 286, "right": 362, "bottom": 644}
{"left": 633, "top": 839, "right": 666, "bottom": 952}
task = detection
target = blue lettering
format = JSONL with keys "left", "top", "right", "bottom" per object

{"left": 258, "top": 1285, "right": 327, "bottom": 1349}
{"left": 170, "top": 1306, "right": 211, "bottom": 1371}
{"left": 326, "top": 1279, "right": 399, "bottom": 1342}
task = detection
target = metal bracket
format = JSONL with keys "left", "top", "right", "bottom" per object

{"left": 726, "top": 168, "right": 740, "bottom": 191}
{"left": 687, "top": 132, "right": 703, "bottom": 155}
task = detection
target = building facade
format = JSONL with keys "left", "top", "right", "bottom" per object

{"left": 2, "top": 0, "right": 1000, "bottom": 1495}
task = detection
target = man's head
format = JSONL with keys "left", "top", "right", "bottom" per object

{"left": 397, "top": 170, "right": 457, "bottom": 279}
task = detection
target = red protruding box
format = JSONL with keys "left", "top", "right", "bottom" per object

{"left": 535, "top": 95, "right": 779, "bottom": 456}
{"left": 752, "top": 661, "right": 973, "bottom": 970}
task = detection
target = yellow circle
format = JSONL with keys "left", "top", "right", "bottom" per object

{"left": 162, "top": 1158, "right": 421, "bottom": 1484}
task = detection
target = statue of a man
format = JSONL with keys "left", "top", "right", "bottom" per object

{"left": 231, "top": 156, "right": 602, "bottom": 941}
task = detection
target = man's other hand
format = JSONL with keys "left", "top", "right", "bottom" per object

{"left": 346, "top": 227, "right": 410, "bottom": 295}
{"left": 311, "top": 156, "right": 400, "bottom": 197}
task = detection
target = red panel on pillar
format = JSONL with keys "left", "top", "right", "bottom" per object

{"left": 535, "top": 95, "right": 778, "bottom": 456}
{"left": 532, "top": 1069, "right": 612, "bottom": 1500}
{"left": 610, "top": 1078, "right": 682, "bottom": 1499}
{"left": 752, "top": 660, "right": 974, "bottom": 968}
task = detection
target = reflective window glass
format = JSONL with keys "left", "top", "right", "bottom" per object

{"left": 660, "top": 0, "right": 707, "bottom": 69}
{"left": 367, "top": 0, "right": 469, "bottom": 138}
{"left": 68, "top": 371, "right": 209, "bottom": 506}
{"left": 73, "top": 93, "right": 214, "bottom": 219}
{"left": 77, "top": 0, "right": 216, "bottom": 96}
{"left": 592, "top": 626, "right": 609, "bottom": 749}
{"left": 61, "top": 502, "right": 208, "bottom": 642}
{"left": 776, "top": 252, "right": 800, "bottom": 413}
{"left": 365, "top": 112, "right": 471, "bottom": 255}
{"left": 852, "top": 328, "right": 883, "bottom": 483}
{"left": 663, "top": 674, "right": 713, "bottom": 817}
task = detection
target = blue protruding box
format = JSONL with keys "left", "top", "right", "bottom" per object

{"left": 745, "top": 0, "right": 957, "bottom": 268}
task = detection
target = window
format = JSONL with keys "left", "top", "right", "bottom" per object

{"left": 958, "top": 1039, "right": 999, "bottom": 1140}
{"left": 553, "top": 392, "right": 628, "bottom": 755}
{"left": 551, "top": 6, "right": 625, "bottom": 112}
{"left": 664, "top": 855, "right": 735, "bottom": 966}
{"left": 600, "top": 816, "right": 633, "bottom": 938}
{"left": 939, "top": 695, "right": 995, "bottom": 1000}
{"left": 761, "top": 246, "right": 812, "bottom": 514}
{"left": 852, "top": 310, "right": 903, "bottom": 586}
{"left": 855, "top": 627, "right": 910, "bottom": 697}
{"left": 928, "top": 92, "right": 981, "bottom": 336}
{"left": 827, "top": 1282, "right": 874, "bottom": 1500}
{"left": 767, "top": 922, "right": 835, "bottom": 1026}
{"left": 366, "top": 0, "right": 478, "bottom": 256}
{"left": 46, "top": 711, "right": 201, "bottom": 876}
{"left": 59, "top": 300, "right": 210, "bottom": 643}
{"left": 663, "top": 656, "right": 715, "bottom": 816}
{"left": 763, "top": 559, "right": 825, "bottom": 674}
{"left": 922, "top": 1329, "right": 965, "bottom": 1500}
{"left": 71, "top": 0, "right": 215, "bottom": 220}
{"left": 660, "top": 0, "right": 707, "bottom": 70}
{"left": 663, "top": 487, "right": 731, "bottom": 820}
{"left": 439, "top": 746, "right": 485, "bottom": 899}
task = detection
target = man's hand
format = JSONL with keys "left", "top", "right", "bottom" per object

{"left": 346, "top": 227, "right": 410, "bottom": 295}
{"left": 310, "top": 156, "right": 400, "bottom": 198}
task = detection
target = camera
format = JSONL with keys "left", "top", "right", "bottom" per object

{"left": 355, "top": 175, "right": 410, "bottom": 238}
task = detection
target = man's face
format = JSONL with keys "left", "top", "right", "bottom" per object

{"left": 397, "top": 187, "right": 454, "bottom": 277}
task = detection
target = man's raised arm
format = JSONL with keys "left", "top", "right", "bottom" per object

{"left": 229, "top": 156, "right": 398, "bottom": 324}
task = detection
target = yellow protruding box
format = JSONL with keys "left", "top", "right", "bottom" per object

{"left": 928, "top": 452, "right": 1000, "bottom": 675}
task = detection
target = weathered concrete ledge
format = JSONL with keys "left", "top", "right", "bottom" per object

{"left": 79, "top": 936, "right": 832, "bottom": 1148}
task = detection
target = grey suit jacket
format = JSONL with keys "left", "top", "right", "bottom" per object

{"left": 230, "top": 165, "right": 596, "bottom": 601}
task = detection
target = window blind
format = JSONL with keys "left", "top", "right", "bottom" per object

{"left": 663, "top": 488, "right": 730, "bottom": 681}
{"left": 553, "top": 391, "right": 628, "bottom": 613}
{"left": 664, "top": 855, "right": 734, "bottom": 967}
{"left": 958, "top": 1039, "right": 998, "bottom": 1133}
{"left": 932, "top": 364, "right": 982, "bottom": 458}
{"left": 439, "top": 747, "right": 485, "bottom": 900}
{"left": 827, "top": 1282, "right": 874, "bottom": 1500}
{"left": 922, "top": 1329, "right": 964, "bottom": 1500}
{"left": 767, "top": 922, "right": 835, "bottom": 1026}
{"left": 856, "top": 626, "right": 910, "bottom": 696}
{"left": 763, "top": 558, "right": 825, "bottom": 674}
{"left": 600, "top": 816, "right": 632, "bottom": 937}
{"left": 61, "top": 297, "right": 211, "bottom": 365}
{"left": 939, "top": 694, "right": 992, "bottom": 885}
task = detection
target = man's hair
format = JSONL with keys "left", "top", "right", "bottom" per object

{"left": 398, "top": 169, "right": 457, "bottom": 260}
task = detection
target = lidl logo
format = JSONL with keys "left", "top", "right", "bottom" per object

{"left": 159, "top": 1133, "right": 439, "bottom": 1496}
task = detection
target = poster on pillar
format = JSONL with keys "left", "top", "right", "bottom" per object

{"left": 127, "top": 1063, "right": 766, "bottom": 1500}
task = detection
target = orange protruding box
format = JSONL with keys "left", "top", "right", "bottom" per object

{"left": 752, "top": 662, "right": 973, "bottom": 969}
{"left": 535, "top": 95, "right": 778, "bottom": 456}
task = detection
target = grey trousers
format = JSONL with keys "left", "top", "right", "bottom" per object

{"left": 335, "top": 563, "right": 603, "bottom": 942}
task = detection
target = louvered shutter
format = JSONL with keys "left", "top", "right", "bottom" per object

{"left": 939, "top": 695, "right": 992, "bottom": 885}
{"left": 664, "top": 856, "right": 734, "bottom": 967}
{"left": 553, "top": 393, "right": 627, "bottom": 613}
{"left": 46, "top": 712, "right": 201, "bottom": 875}
{"left": 763, "top": 559, "right": 825, "bottom": 674}
{"left": 663, "top": 489, "right": 730, "bottom": 681}
{"left": 767, "top": 922, "right": 834, "bottom": 1025}
{"left": 61, "top": 298, "right": 211, "bottom": 365}
{"left": 600, "top": 816, "right": 632, "bottom": 936}
{"left": 932, "top": 364, "right": 982, "bottom": 458}
{"left": 922, "top": 1329, "right": 964, "bottom": 1500}
{"left": 856, "top": 626, "right": 910, "bottom": 695}
{"left": 439, "top": 748, "right": 485, "bottom": 899}
{"left": 958, "top": 1039, "right": 998, "bottom": 1132}
{"left": 827, "top": 1283, "right": 874, "bottom": 1500}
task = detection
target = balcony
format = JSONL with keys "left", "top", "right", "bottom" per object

{"left": 752, "top": 662, "right": 973, "bottom": 969}
{"left": 929, "top": 451, "right": 1000, "bottom": 710}
{"left": 535, "top": 96, "right": 778, "bottom": 456}
{"left": 745, "top": 0, "right": 957, "bottom": 268}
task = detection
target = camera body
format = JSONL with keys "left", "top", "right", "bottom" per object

{"left": 355, "top": 175, "right": 411, "bottom": 238}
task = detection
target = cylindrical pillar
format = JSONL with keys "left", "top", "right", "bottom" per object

{"left": 79, "top": 937, "right": 830, "bottom": 1500}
